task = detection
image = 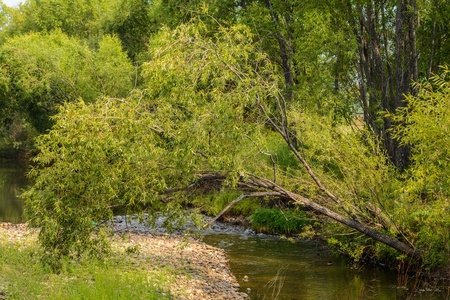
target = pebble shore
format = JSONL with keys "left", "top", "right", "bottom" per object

{"left": 0, "top": 222, "right": 248, "bottom": 300}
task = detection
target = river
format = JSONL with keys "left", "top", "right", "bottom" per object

{"left": 0, "top": 163, "right": 445, "bottom": 299}
{"left": 0, "top": 162, "right": 28, "bottom": 223}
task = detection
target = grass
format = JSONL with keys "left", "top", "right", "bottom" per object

{"left": 0, "top": 233, "right": 174, "bottom": 299}
{"left": 250, "top": 208, "right": 312, "bottom": 235}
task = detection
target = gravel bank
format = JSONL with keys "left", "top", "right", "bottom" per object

{"left": 0, "top": 222, "right": 248, "bottom": 300}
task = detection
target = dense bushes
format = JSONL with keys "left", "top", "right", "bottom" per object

{"left": 389, "top": 67, "right": 450, "bottom": 267}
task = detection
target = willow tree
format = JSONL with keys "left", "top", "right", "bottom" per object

{"left": 24, "top": 21, "right": 421, "bottom": 267}
{"left": 0, "top": 31, "right": 133, "bottom": 150}
{"left": 0, "top": 0, "right": 106, "bottom": 40}
{"left": 0, "top": 0, "right": 154, "bottom": 61}
{"left": 148, "top": 0, "right": 357, "bottom": 119}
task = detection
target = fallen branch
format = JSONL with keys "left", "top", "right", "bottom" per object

{"left": 246, "top": 175, "right": 422, "bottom": 258}
{"left": 253, "top": 93, "right": 423, "bottom": 257}
{"left": 168, "top": 169, "right": 421, "bottom": 258}
{"left": 200, "top": 172, "right": 421, "bottom": 258}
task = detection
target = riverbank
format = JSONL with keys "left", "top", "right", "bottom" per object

{"left": 0, "top": 223, "right": 247, "bottom": 299}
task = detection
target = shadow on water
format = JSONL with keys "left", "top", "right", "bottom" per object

{"left": 0, "top": 162, "right": 29, "bottom": 223}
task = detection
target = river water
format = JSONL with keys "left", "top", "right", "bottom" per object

{"left": 0, "top": 163, "right": 28, "bottom": 223}
{"left": 204, "top": 234, "right": 410, "bottom": 299}
{"left": 0, "top": 163, "right": 445, "bottom": 299}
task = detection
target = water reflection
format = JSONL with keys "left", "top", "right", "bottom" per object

{"left": 203, "top": 234, "right": 441, "bottom": 300}
{"left": 0, "top": 165, "right": 28, "bottom": 223}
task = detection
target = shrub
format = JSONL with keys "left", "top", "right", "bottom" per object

{"left": 390, "top": 66, "right": 450, "bottom": 267}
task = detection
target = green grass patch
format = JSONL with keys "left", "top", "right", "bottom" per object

{"left": 0, "top": 235, "right": 173, "bottom": 299}
{"left": 250, "top": 208, "right": 312, "bottom": 235}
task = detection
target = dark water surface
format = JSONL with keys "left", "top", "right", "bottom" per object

{"left": 204, "top": 234, "right": 443, "bottom": 300}
{"left": 1, "top": 163, "right": 446, "bottom": 299}
{"left": 0, "top": 163, "right": 28, "bottom": 223}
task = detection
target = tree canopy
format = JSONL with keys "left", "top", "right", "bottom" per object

{"left": 0, "top": 30, "right": 133, "bottom": 149}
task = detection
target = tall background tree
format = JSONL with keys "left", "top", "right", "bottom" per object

{"left": 342, "top": 0, "right": 419, "bottom": 168}
{"left": 320, "top": 0, "right": 449, "bottom": 168}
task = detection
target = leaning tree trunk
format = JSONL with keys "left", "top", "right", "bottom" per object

{"left": 199, "top": 94, "right": 422, "bottom": 259}
{"left": 204, "top": 174, "right": 421, "bottom": 258}
{"left": 263, "top": 102, "right": 421, "bottom": 257}
{"left": 206, "top": 92, "right": 423, "bottom": 259}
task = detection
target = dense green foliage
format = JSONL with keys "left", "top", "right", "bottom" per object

{"left": 0, "top": 30, "right": 133, "bottom": 150}
{"left": 392, "top": 67, "right": 450, "bottom": 196}
{"left": 0, "top": 0, "right": 448, "bottom": 270}
{"left": 390, "top": 67, "right": 450, "bottom": 266}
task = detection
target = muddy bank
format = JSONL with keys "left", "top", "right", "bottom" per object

{"left": 0, "top": 222, "right": 248, "bottom": 300}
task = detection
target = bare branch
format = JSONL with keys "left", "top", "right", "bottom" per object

{"left": 244, "top": 134, "right": 277, "bottom": 182}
